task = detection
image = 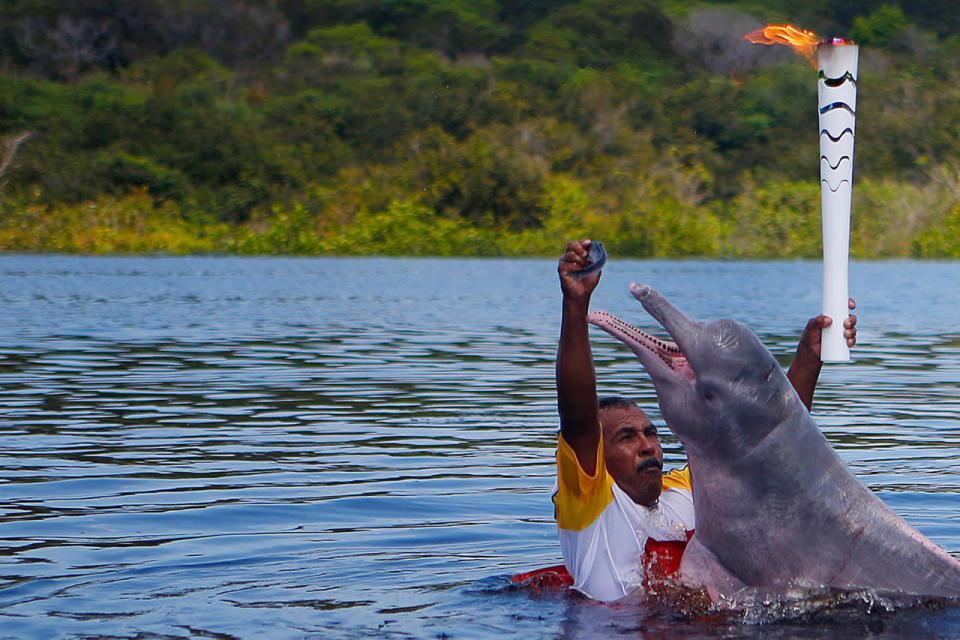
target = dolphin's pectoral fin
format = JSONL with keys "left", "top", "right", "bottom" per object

{"left": 679, "top": 535, "right": 748, "bottom": 603}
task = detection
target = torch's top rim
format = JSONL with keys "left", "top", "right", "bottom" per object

{"left": 821, "top": 37, "right": 856, "bottom": 45}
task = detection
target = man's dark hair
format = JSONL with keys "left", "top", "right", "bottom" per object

{"left": 598, "top": 396, "right": 639, "bottom": 411}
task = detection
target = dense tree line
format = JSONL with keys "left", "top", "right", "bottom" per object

{"left": 1, "top": 0, "right": 960, "bottom": 256}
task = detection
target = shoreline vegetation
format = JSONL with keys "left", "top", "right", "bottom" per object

{"left": 1, "top": 1, "right": 960, "bottom": 258}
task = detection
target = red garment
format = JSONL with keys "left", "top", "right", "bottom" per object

{"left": 510, "top": 564, "right": 573, "bottom": 589}
{"left": 511, "top": 530, "right": 694, "bottom": 594}
{"left": 643, "top": 529, "right": 695, "bottom": 589}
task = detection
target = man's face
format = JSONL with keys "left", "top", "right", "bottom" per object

{"left": 600, "top": 404, "right": 664, "bottom": 508}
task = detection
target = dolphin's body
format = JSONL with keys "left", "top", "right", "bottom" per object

{"left": 589, "top": 283, "right": 960, "bottom": 602}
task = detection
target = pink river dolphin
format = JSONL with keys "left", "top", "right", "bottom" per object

{"left": 589, "top": 283, "right": 960, "bottom": 604}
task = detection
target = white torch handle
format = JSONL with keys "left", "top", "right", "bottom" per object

{"left": 821, "top": 182, "right": 850, "bottom": 362}
{"left": 817, "top": 43, "right": 858, "bottom": 363}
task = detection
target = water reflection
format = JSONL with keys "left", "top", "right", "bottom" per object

{"left": 1, "top": 256, "right": 959, "bottom": 638}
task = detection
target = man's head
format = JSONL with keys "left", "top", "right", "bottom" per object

{"left": 598, "top": 396, "right": 663, "bottom": 508}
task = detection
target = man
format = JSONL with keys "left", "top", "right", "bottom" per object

{"left": 554, "top": 239, "right": 857, "bottom": 601}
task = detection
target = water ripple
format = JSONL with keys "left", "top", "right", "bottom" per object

{"left": 1, "top": 256, "right": 960, "bottom": 638}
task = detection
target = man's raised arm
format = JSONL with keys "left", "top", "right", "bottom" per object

{"left": 557, "top": 239, "right": 603, "bottom": 475}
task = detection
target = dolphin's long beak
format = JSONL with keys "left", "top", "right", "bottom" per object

{"left": 587, "top": 311, "right": 695, "bottom": 384}
{"left": 629, "top": 283, "right": 703, "bottom": 359}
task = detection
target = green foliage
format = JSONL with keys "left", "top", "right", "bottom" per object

{"left": 94, "top": 150, "right": 190, "bottom": 201}
{"left": 848, "top": 178, "right": 938, "bottom": 257}
{"left": 323, "top": 200, "right": 490, "bottom": 255}
{"left": 370, "top": 0, "right": 508, "bottom": 56}
{"left": 522, "top": 0, "right": 675, "bottom": 69}
{"left": 914, "top": 205, "right": 960, "bottom": 257}
{"left": 302, "top": 22, "right": 405, "bottom": 78}
{"left": 0, "top": 0, "right": 958, "bottom": 258}
{"left": 724, "top": 180, "right": 822, "bottom": 258}
{"left": 123, "top": 49, "right": 232, "bottom": 88}
{"left": 232, "top": 203, "right": 326, "bottom": 254}
{"left": 851, "top": 5, "right": 910, "bottom": 47}
{"left": 0, "top": 189, "right": 231, "bottom": 253}
{"left": 261, "top": 90, "right": 351, "bottom": 181}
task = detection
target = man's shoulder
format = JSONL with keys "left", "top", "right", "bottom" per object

{"left": 554, "top": 433, "right": 615, "bottom": 531}
{"left": 662, "top": 465, "right": 692, "bottom": 492}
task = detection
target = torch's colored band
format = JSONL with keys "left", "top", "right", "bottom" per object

{"left": 818, "top": 71, "right": 857, "bottom": 85}
{"left": 819, "top": 102, "right": 855, "bottom": 115}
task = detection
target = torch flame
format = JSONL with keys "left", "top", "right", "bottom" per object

{"left": 743, "top": 24, "right": 820, "bottom": 67}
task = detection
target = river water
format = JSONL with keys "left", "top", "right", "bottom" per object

{"left": 1, "top": 255, "right": 960, "bottom": 639}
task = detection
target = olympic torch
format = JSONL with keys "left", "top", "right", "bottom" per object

{"left": 816, "top": 41, "right": 857, "bottom": 362}
{"left": 744, "top": 26, "right": 858, "bottom": 362}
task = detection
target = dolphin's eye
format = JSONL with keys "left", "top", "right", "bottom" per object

{"left": 699, "top": 383, "right": 719, "bottom": 403}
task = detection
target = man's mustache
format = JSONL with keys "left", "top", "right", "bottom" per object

{"left": 636, "top": 457, "right": 663, "bottom": 473}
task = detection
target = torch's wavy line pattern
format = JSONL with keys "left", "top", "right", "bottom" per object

{"left": 821, "top": 145, "right": 854, "bottom": 162}
{"left": 821, "top": 144, "right": 855, "bottom": 166}
{"left": 819, "top": 128, "right": 855, "bottom": 142}
{"left": 820, "top": 156, "right": 852, "bottom": 171}
{"left": 818, "top": 71, "right": 858, "bottom": 86}
{"left": 821, "top": 178, "right": 851, "bottom": 193}
{"left": 819, "top": 102, "right": 856, "bottom": 115}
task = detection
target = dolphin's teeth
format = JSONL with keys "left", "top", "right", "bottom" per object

{"left": 591, "top": 310, "right": 685, "bottom": 371}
